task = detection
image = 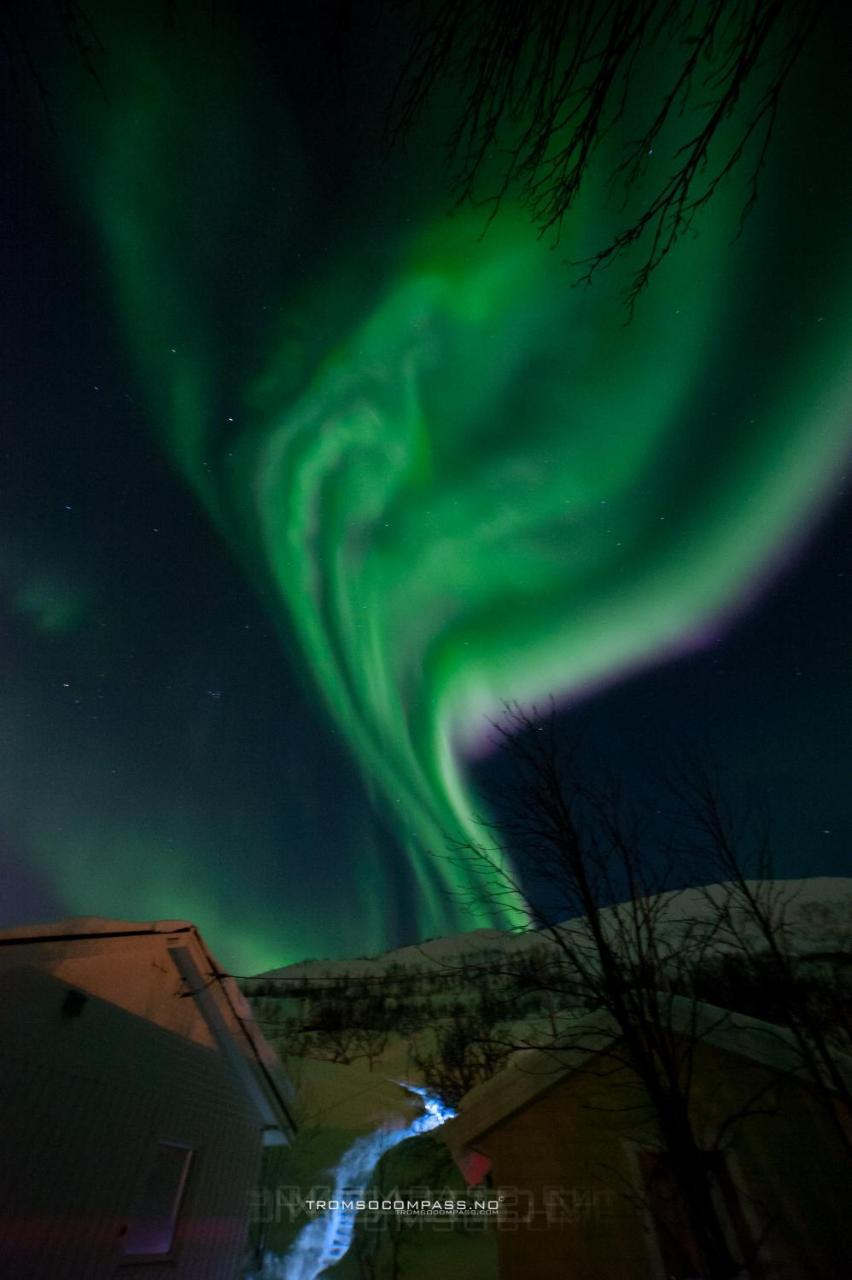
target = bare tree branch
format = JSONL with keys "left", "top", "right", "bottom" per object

{"left": 386, "top": 0, "right": 821, "bottom": 310}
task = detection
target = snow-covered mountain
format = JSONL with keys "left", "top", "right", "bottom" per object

{"left": 256, "top": 877, "right": 852, "bottom": 983}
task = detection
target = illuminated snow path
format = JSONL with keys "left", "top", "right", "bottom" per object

{"left": 251, "top": 1084, "right": 455, "bottom": 1279}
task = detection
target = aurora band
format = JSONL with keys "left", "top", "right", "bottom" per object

{"left": 57, "top": 3, "right": 852, "bottom": 941}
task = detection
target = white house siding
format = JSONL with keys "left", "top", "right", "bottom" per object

{"left": 0, "top": 965, "right": 266, "bottom": 1279}
{"left": 0, "top": 1052, "right": 157, "bottom": 1276}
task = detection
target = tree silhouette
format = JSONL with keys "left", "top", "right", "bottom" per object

{"left": 387, "top": 0, "right": 821, "bottom": 307}
{"left": 4, "top": 1, "right": 825, "bottom": 311}
{"left": 1, "top": 0, "right": 107, "bottom": 124}
{"left": 437, "top": 702, "right": 850, "bottom": 1277}
{"left": 672, "top": 761, "right": 852, "bottom": 1162}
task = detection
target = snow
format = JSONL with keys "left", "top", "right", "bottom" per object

{"left": 258, "top": 877, "right": 852, "bottom": 983}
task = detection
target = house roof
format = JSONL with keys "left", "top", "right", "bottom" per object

{"left": 0, "top": 916, "right": 197, "bottom": 943}
{"left": 440, "top": 996, "right": 852, "bottom": 1154}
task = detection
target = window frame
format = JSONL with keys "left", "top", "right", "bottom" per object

{"left": 624, "top": 1140, "right": 764, "bottom": 1280}
{"left": 118, "top": 1138, "right": 196, "bottom": 1265}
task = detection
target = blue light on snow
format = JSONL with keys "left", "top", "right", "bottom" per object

{"left": 249, "top": 1083, "right": 456, "bottom": 1279}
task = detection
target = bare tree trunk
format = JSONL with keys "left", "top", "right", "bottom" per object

{"left": 439, "top": 703, "right": 769, "bottom": 1276}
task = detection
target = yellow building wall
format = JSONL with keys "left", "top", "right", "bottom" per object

{"left": 476, "top": 1043, "right": 852, "bottom": 1280}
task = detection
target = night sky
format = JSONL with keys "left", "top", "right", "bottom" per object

{"left": 1, "top": 1, "right": 850, "bottom": 973}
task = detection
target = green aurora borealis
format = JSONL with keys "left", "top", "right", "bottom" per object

{"left": 3, "top": 2, "right": 851, "bottom": 969}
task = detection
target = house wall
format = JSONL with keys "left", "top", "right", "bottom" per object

{"left": 0, "top": 965, "right": 265, "bottom": 1280}
{"left": 0, "top": 926, "right": 229, "bottom": 1052}
{"left": 475, "top": 1043, "right": 852, "bottom": 1280}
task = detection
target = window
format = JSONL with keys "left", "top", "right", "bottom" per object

{"left": 121, "top": 1141, "right": 194, "bottom": 1258}
{"left": 640, "top": 1150, "right": 704, "bottom": 1279}
{"left": 639, "top": 1150, "right": 761, "bottom": 1280}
